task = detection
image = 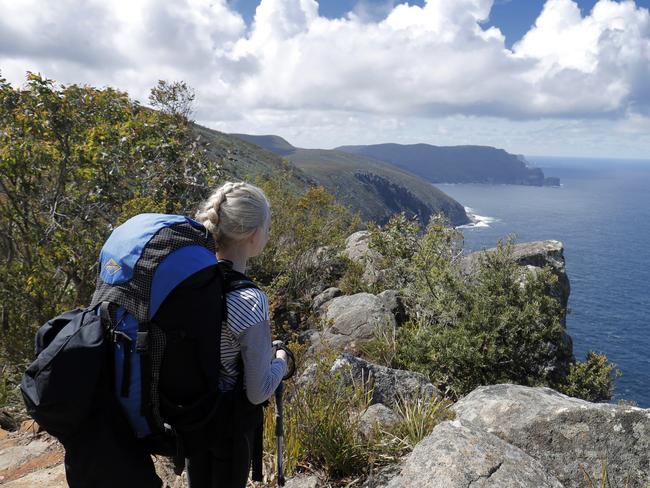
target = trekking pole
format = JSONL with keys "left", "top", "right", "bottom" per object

{"left": 273, "top": 339, "right": 295, "bottom": 487}
{"left": 275, "top": 380, "right": 285, "bottom": 487}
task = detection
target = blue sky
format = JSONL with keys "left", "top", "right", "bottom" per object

{"left": 1, "top": 0, "right": 650, "bottom": 158}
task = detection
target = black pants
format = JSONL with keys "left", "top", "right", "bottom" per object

{"left": 63, "top": 404, "right": 162, "bottom": 488}
{"left": 185, "top": 428, "right": 254, "bottom": 488}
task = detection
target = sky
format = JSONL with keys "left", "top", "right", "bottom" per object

{"left": 1, "top": 0, "right": 650, "bottom": 159}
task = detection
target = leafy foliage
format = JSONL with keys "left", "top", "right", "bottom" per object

{"left": 557, "top": 351, "right": 621, "bottom": 402}
{"left": 249, "top": 174, "right": 361, "bottom": 305}
{"left": 0, "top": 74, "right": 221, "bottom": 362}
{"left": 364, "top": 213, "right": 619, "bottom": 401}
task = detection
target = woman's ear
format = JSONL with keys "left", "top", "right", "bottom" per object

{"left": 248, "top": 226, "right": 262, "bottom": 244}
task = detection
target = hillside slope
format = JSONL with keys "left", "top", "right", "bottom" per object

{"left": 336, "top": 143, "right": 560, "bottom": 186}
{"left": 193, "top": 126, "right": 313, "bottom": 193}
{"left": 231, "top": 134, "right": 470, "bottom": 226}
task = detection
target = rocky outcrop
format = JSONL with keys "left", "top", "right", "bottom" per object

{"left": 330, "top": 354, "right": 440, "bottom": 408}
{"left": 0, "top": 430, "right": 65, "bottom": 487}
{"left": 453, "top": 384, "right": 650, "bottom": 488}
{"left": 384, "top": 418, "right": 564, "bottom": 488}
{"left": 318, "top": 293, "right": 396, "bottom": 354}
{"left": 284, "top": 474, "right": 321, "bottom": 488}
{"left": 311, "top": 287, "right": 342, "bottom": 314}
{"left": 379, "top": 384, "right": 650, "bottom": 487}
{"left": 376, "top": 290, "right": 407, "bottom": 326}
{"left": 344, "top": 231, "right": 384, "bottom": 285}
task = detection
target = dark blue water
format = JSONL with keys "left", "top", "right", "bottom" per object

{"left": 437, "top": 157, "right": 650, "bottom": 407}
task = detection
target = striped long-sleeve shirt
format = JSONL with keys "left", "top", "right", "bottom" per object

{"left": 219, "top": 282, "right": 287, "bottom": 405}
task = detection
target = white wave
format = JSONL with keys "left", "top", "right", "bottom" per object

{"left": 457, "top": 206, "right": 499, "bottom": 229}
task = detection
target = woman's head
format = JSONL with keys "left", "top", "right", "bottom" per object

{"left": 195, "top": 181, "right": 270, "bottom": 253}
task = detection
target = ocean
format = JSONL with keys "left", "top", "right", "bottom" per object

{"left": 436, "top": 156, "right": 650, "bottom": 407}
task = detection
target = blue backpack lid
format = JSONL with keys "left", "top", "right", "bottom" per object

{"left": 92, "top": 213, "right": 217, "bottom": 322}
{"left": 99, "top": 214, "right": 197, "bottom": 285}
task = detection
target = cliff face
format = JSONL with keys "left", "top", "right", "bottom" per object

{"left": 337, "top": 143, "right": 560, "bottom": 187}
{"left": 353, "top": 171, "right": 468, "bottom": 227}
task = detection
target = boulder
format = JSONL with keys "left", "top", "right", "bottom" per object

{"left": 312, "top": 287, "right": 342, "bottom": 314}
{"left": 384, "top": 418, "right": 563, "bottom": 488}
{"left": 295, "top": 245, "right": 348, "bottom": 298}
{"left": 284, "top": 474, "right": 321, "bottom": 488}
{"left": 0, "top": 410, "right": 18, "bottom": 432}
{"left": 344, "top": 231, "right": 381, "bottom": 263}
{"left": 453, "top": 384, "right": 650, "bottom": 488}
{"left": 1, "top": 463, "right": 67, "bottom": 487}
{"left": 330, "top": 354, "right": 440, "bottom": 408}
{"left": 359, "top": 403, "right": 400, "bottom": 438}
{"left": 377, "top": 290, "right": 407, "bottom": 325}
{"left": 0, "top": 432, "right": 64, "bottom": 486}
{"left": 320, "top": 293, "right": 396, "bottom": 354}
{"left": 344, "top": 231, "right": 384, "bottom": 285}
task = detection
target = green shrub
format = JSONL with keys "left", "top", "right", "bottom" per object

{"left": 0, "top": 74, "right": 220, "bottom": 363}
{"left": 556, "top": 351, "right": 621, "bottom": 402}
{"left": 336, "top": 257, "right": 372, "bottom": 296}
{"left": 366, "top": 213, "right": 619, "bottom": 401}
{"left": 360, "top": 319, "right": 398, "bottom": 368}
{"left": 250, "top": 176, "right": 361, "bottom": 307}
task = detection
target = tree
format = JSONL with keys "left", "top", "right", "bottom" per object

{"left": 0, "top": 74, "right": 220, "bottom": 361}
{"left": 148, "top": 80, "right": 195, "bottom": 122}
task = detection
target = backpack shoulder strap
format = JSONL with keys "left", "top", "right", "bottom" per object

{"left": 218, "top": 260, "right": 259, "bottom": 293}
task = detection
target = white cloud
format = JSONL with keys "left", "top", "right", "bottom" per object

{"left": 1, "top": 0, "right": 650, "bottom": 156}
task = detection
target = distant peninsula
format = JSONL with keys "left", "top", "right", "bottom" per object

{"left": 230, "top": 134, "right": 470, "bottom": 227}
{"left": 336, "top": 143, "right": 560, "bottom": 187}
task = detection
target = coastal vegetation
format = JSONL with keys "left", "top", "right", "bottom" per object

{"left": 0, "top": 76, "right": 622, "bottom": 486}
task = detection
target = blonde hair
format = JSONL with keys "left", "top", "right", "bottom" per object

{"left": 195, "top": 181, "right": 270, "bottom": 251}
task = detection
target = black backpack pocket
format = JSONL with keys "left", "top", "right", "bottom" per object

{"left": 20, "top": 308, "right": 108, "bottom": 439}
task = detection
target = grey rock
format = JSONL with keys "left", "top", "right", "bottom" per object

{"left": 453, "top": 384, "right": 650, "bottom": 488}
{"left": 320, "top": 293, "right": 396, "bottom": 354}
{"left": 295, "top": 245, "right": 348, "bottom": 298}
{"left": 344, "top": 231, "right": 381, "bottom": 263}
{"left": 312, "top": 287, "right": 343, "bottom": 314}
{"left": 377, "top": 290, "right": 407, "bottom": 325}
{"left": 284, "top": 474, "right": 321, "bottom": 488}
{"left": 384, "top": 419, "right": 564, "bottom": 488}
{"left": 330, "top": 354, "right": 440, "bottom": 408}
{"left": 344, "top": 231, "right": 384, "bottom": 285}
{"left": 359, "top": 403, "right": 400, "bottom": 438}
{"left": 362, "top": 464, "right": 401, "bottom": 488}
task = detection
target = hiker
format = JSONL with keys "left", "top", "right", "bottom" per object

{"left": 22, "top": 181, "right": 290, "bottom": 488}
{"left": 191, "top": 181, "right": 289, "bottom": 487}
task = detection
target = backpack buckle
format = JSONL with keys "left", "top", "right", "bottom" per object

{"left": 136, "top": 331, "right": 149, "bottom": 353}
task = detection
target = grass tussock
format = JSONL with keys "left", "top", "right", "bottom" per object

{"left": 260, "top": 352, "right": 454, "bottom": 486}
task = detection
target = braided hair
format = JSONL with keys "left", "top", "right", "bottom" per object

{"left": 195, "top": 181, "right": 270, "bottom": 251}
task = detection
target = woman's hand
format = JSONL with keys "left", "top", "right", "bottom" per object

{"left": 275, "top": 349, "right": 288, "bottom": 362}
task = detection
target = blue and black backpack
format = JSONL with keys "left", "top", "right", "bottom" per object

{"left": 20, "top": 213, "right": 263, "bottom": 477}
